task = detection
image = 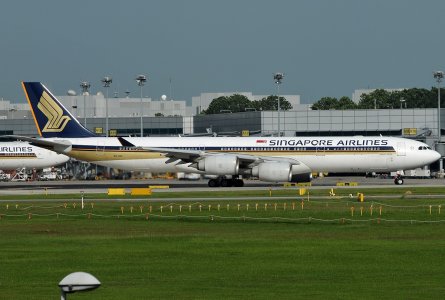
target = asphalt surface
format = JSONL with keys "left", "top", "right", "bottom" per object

{"left": 0, "top": 176, "right": 444, "bottom": 195}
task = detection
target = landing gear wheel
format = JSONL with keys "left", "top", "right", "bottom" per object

{"left": 394, "top": 177, "right": 404, "bottom": 185}
{"left": 208, "top": 179, "right": 219, "bottom": 187}
{"left": 220, "top": 179, "right": 233, "bottom": 187}
{"left": 233, "top": 179, "right": 244, "bottom": 187}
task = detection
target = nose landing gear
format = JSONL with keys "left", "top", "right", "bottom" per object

{"left": 394, "top": 175, "right": 404, "bottom": 185}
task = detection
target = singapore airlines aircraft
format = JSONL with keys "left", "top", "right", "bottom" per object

{"left": 0, "top": 141, "right": 69, "bottom": 170}
{"left": 12, "top": 82, "right": 441, "bottom": 187}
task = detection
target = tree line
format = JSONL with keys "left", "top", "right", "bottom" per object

{"left": 202, "top": 94, "right": 292, "bottom": 114}
{"left": 311, "top": 87, "right": 444, "bottom": 110}
{"left": 202, "top": 87, "right": 444, "bottom": 114}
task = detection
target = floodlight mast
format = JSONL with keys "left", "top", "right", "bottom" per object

{"left": 274, "top": 73, "right": 284, "bottom": 136}
{"left": 80, "top": 81, "right": 90, "bottom": 127}
{"left": 434, "top": 71, "right": 444, "bottom": 173}
{"left": 434, "top": 71, "right": 444, "bottom": 143}
{"left": 136, "top": 74, "right": 147, "bottom": 137}
{"left": 399, "top": 98, "right": 406, "bottom": 133}
{"left": 101, "top": 76, "right": 112, "bottom": 137}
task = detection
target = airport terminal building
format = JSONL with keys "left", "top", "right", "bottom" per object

{"left": 0, "top": 97, "right": 440, "bottom": 143}
{"left": 0, "top": 90, "right": 443, "bottom": 174}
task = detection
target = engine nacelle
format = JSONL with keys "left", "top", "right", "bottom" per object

{"left": 251, "top": 162, "right": 312, "bottom": 183}
{"left": 197, "top": 155, "right": 239, "bottom": 175}
{"left": 290, "top": 172, "right": 312, "bottom": 183}
{"left": 289, "top": 164, "right": 312, "bottom": 183}
{"left": 252, "top": 162, "right": 292, "bottom": 182}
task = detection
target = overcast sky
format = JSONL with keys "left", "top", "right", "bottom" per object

{"left": 1, "top": 0, "right": 444, "bottom": 104}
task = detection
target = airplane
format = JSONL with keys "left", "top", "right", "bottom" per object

{"left": 10, "top": 82, "right": 441, "bottom": 187}
{"left": 0, "top": 141, "right": 69, "bottom": 170}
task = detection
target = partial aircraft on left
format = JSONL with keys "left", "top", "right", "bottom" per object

{"left": 0, "top": 141, "right": 69, "bottom": 170}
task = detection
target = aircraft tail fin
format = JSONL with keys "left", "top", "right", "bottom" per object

{"left": 22, "top": 82, "right": 97, "bottom": 138}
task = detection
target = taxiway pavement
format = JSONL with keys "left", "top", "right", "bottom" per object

{"left": 0, "top": 176, "right": 443, "bottom": 196}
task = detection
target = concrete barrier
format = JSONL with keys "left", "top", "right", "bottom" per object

{"left": 131, "top": 188, "right": 152, "bottom": 196}
{"left": 108, "top": 188, "right": 126, "bottom": 196}
{"left": 283, "top": 182, "right": 312, "bottom": 187}
{"left": 148, "top": 185, "right": 170, "bottom": 189}
{"left": 336, "top": 182, "right": 358, "bottom": 186}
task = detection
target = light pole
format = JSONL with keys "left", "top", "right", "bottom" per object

{"left": 434, "top": 71, "right": 444, "bottom": 143}
{"left": 136, "top": 74, "right": 147, "bottom": 137}
{"left": 400, "top": 98, "right": 406, "bottom": 134}
{"left": 101, "top": 76, "right": 112, "bottom": 137}
{"left": 434, "top": 71, "right": 444, "bottom": 173}
{"left": 80, "top": 81, "right": 90, "bottom": 127}
{"left": 9, "top": 108, "right": 16, "bottom": 119}
{"left": 273, "top": 72, "right": 284, "bottom": 137}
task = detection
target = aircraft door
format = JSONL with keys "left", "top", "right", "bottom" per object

{"left": 96, "top": 140, "right": 106, "bottom": 157}
{"left": 316, "top": 146, "right": 325, "bottom": 156}
{"left": 397, "top": 142, "right": 406, "bottom": 156}
{"left": 35, "top": 147, "right": 44, "bottom": 159}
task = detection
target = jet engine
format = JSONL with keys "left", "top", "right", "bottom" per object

{"left": 289, "top": 164, "right": 312, "bottom": 183}
{"left": 251, "top": 162, "right": 311, "bottom": 183}
{"left": 197, "top": 155, "right": 239, "bottom": 175}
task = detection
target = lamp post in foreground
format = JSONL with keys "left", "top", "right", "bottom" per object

{"left": 59, "top": 271, "right": 100, "bottom": 300}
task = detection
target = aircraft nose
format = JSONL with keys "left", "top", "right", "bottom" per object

{"left": 433, "top": 150, "right": 442, "bottom": 162}
{"left": 425, "top": 150, "right": 442, "bottom": 165}
{"left": 58, "top": 155, "right": 69, "bottom": 164}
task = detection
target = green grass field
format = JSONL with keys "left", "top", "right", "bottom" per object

{"left": 2, "top": 187, "right": 445, "bottom": 299}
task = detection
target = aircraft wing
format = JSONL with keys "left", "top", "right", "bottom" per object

{"left": 143, "top": 147, "right": 205, "bottom": 163}
{"left": 140, "top": 146, "right": 305, "bottom": 169}
{"left": 118, "top": 137, "right": 303, "bottom": 167}
{"left": 6, "top": 135, "right": 72, "bottom": 153}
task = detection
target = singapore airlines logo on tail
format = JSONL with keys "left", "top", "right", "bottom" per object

{"left": 37, "top": 91, "right": 71, "bottom": 132}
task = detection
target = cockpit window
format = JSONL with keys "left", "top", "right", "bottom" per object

{"left": 418, "top": 146, "right": 432, "bottom": 150}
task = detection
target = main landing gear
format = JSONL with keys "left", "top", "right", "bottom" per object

{"left": 208, "top": 176, "right": 244, "bottom": 187}
{"left": 394, "top": 175, "right": 404, "bottom": 185}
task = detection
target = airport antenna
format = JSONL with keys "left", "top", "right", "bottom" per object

{"left": 80, "top": 81, "right": 90, "bottom": 127}
{"left": 136, "top": 74, "right": 148, "bottom": 137}
{"left": 273, "top": 72, "right": 284, "bottom": 137}
{"left": 101, "top": 76, "right": 112, "bottom": 137}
